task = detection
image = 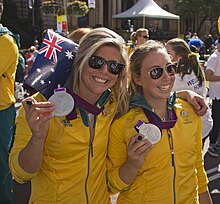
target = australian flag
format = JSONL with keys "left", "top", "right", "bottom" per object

{"left": 24, "top": 29, "right": 78, "bottom": 99}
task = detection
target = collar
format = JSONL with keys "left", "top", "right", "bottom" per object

{"left": 0, "top": 25, "right": 20, "bottom": 48}
{"left": 66, "top": 90, "right": 111, "bottom": 126}
{"left": 0, "top": 24, "right": 9, "bottom": 35}
{"left": 130, "top": 92, "right": 177, "bottom": 130}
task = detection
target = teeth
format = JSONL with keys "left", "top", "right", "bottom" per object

{"left": 94, "top": 77, "right": 107, "bottom": 83}
{"left": 158, "top": 85, "right": 170, "bottom": 90}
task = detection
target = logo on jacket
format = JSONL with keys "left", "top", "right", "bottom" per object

{"left": 180, "top": 109, "right": 192, "bottom": 124}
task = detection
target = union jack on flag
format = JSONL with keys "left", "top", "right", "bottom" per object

{"left": 24, "top": 29, "right": 79, "bottom": 99}
{"left": 38, "top": 31, "right": 64, "bottom": 63}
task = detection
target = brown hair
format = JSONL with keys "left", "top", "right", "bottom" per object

{"left": 166, "top": 38, "right": 204, "bottom": 86}
{"left": 129, "top": 40, "right": 165, "bottom": 97}
{"left": 68, "top": 27, "right": 92, "bottom": 44}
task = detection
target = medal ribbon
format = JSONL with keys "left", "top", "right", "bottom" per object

{"left": 142, "top": 108, "right": 177, "bottom": 130}
{"left": 66, "top": 90, "right": 103, "bottom": 121}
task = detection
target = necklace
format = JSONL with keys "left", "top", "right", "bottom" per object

{"left": 151, "top": 108, "right": 167, "bottom": 122}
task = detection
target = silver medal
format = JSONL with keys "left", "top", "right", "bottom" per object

{"left": 138, "top": 123, "right": 161, "bottom": 144}
{"left": 48, "top": 87, "right": 74, "bottom": 117}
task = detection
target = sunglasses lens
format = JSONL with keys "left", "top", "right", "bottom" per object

{"left": 108, "top": 61, "right": 125, "bottom": 75}
{"left": 143, "top": 36, "right": 149, "bottom": 39}
{"left": 167, "top": 64, "right": 176, "bottom": 75}
{"left": 88, "top": 56, "right": 104, "bottom": 69}
{"left": 149, "top": 67, "right": 163, "bottom": 79}
{"left": 89, "top": 56, "right": 125, "bottom": 75}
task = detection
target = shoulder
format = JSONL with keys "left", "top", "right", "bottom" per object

{"left": 0, "top": 34, "right": 17, "bottom": 46}
{"left": 112, "top": 106, "right": 143, "bottom": 128}
{"left": 175, "top": 98, "right": 200, "bottom": 119}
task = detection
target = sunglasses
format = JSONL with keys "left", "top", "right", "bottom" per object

{"left": 88, "top": 55, "right": 125, "bottom": 75}
{"left": 148, "top": 64, "right": 176, "bottom": 80}
{"left": 142, "top": 35, "right": 149, "bottom": 39}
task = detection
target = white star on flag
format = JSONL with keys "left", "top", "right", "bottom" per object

{"left": 65, "top": 50, "right": 74, "bottom": 59}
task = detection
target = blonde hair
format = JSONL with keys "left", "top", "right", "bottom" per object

{"left": 29, "top": 46, "right": 36, "bottom": 52}
{"left": 66, "top": 27, "right": 130, "bottom": 117}
{"left": 130, "top": 28, "right": 149, "bottom": 44}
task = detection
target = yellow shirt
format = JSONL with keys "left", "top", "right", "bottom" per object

{"left": 0, "top": 34, "right": 18, "bottom": 109}
{"left": 10, "top": 93, "right": 115, "bottom": 204}
{"left": 107, "top": 99, "right": 208, "bottom": 204}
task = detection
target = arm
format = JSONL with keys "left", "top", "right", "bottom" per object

{"left": 119, "top": 135, "right": 153, "bottom": 184}
{"left": 107, "top": 116, "right": 153, "bottom": 193}
{"left": 176, "top": 90, "right": 208, "bottom": 116}
{"left": 205, "top": 69, "right": 220, "bottom": 82}
{"left": 9, "top": 96, "right": 54, "bottom": 183}
{"left": 18, "top": 97, "right": 54, "bottom": 173}
{"left": 0, "top": 34, "right": 18, "bottom": 75}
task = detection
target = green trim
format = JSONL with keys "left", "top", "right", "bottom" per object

{"left": 130, "top": 92, "right": 176, "bottom": 121}
{"left": 79, "top": 90, "right": 111, "bottom": 127}
{"left": 0, "top": 25, "right": 20, "bottom": 48}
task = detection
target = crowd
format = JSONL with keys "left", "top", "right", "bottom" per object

{"left": 1, "top": 0, "right": 220, "bottom": 202}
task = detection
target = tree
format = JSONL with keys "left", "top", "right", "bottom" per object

{"left": 176, "top": 0, "right": 220, "bottom": 35}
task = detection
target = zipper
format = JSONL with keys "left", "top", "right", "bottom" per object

{"left": 85, "top": 147, "right": 91, "bottom": 204}
{"left": 84, "top": 113, "right": 96, "bottom": 204}
{"left": 167, "top": 129, "right": 176, "bottom": 204}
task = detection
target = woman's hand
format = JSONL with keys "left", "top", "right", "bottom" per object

{"left": 127, "top": 134, "right": 153, "bottom": 170}
{"left": 22, "top": 97, "right": 55, "bottom": 141}
{"left": 176, "top": 90, "right": 208, "bottom": 116}
{"left": 119, "top": 134, "right": 153, "bottom": 185}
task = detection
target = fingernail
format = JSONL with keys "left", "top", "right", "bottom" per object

{"left": 137, "top": 135, "right": 143, "bottom": 141}
{"left": 26, "top": 100, "right": 33, "bottom": 106}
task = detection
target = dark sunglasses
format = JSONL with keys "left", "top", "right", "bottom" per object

{"left": 88, "top": 55, "right": 125, "bottom": 75}
{"left": 148, "top": 64, "right": 176, "bottom": 80}
{"left": 142, "top": 35, "right": 149, "bottom": 39}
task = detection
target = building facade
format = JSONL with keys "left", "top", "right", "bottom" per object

{"left": 11, "top": 0, "right": 214, "bottom": 47}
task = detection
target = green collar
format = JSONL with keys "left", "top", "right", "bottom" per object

{"left": 80, "top": 90, "right": 112, "bottom": 127}
{"left": 130, "top": 92, "right": 176, "bottom": 120}
{"left": 0, "top": 24, "right": 20, "bottom": 48}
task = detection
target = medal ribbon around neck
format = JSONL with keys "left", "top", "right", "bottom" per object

{"left": 142, "top": 108, "right": 177, "bottom": 130}
{"left": 66, "top": 90, "right": 103, "bottom": 121}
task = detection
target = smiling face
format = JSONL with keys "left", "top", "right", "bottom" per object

{"left": 79, "top": 45, "right": 121, "bottom": 104}
{"left": 133, "top": 48, "right": 175, "bottom": 106}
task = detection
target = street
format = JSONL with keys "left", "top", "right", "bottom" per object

{"left": 203, "top": 139, "right": 220, "bottom": 203}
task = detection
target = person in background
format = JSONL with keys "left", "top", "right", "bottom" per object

{"left": 127, "top": 28, "right": 149, "bottom": 57}
{"left": 25, "top": 45, "right": 36, "bottom": 75}
{"left": 0, "top": 0, "right": 19, "bottom": 203}
{"left": 165, "top": 38, "right": 213, "bottom": 150}
{"left": 15, "top": 51, "right": 26, "bottom": 83}
{"left": 107, "top": 40, "right": 213, "bottom": 204}
{"left": 188, "top": 33, "right": 204, "bottom": 58}
{"left": 204, "top": 34, "right": 214, "bottom": 54}
{"left": 205, "top": 36, "right": 220, "bottom": 157}
{"left": 184, "top": 31, "right": 192, "bottom": 43}
{"left": 68, "top": 27, "right": 92, "bottom": 44}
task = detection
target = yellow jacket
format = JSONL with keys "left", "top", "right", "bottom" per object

{"left": 0, "top": 33, "right": 18, "bottom": 110}
{"left": 107, "top": 99, "right": 208, "bottom": 204}
{"left": 10, "top": 92, "right": 115, "bottom": 204}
